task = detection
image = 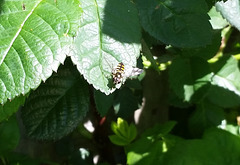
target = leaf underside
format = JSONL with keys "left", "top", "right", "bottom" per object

{"left": 21, "top": 60, "right": 89, "bottom": 140}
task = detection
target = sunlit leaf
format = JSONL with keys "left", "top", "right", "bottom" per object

{"left": 0, "top": 0, "right": 82, "bottom": 104}
{"left": 71, "top": 0, "right": 141, "bottom": 95}
{"left": 216, "top": 0, "right": 240, "bottom": 31}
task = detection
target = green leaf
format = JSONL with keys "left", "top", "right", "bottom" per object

{"left": 127, "top": 137, "right": 164, "bottom": 165}
{"left": 170, "top": 56, "right": 240, "bottom": 107}
{"left": 220, "top": 124, "right": 240, "bottom": 136}
{"left": 208, "top": 6, "right": 228, "bottom": 29}
{"left": 169, "top": 89, "right": 192, "bottom": 108}
{"left": 207, "top": 56, "right": 240, "bottom": 107}
{"left": 0, "top": 95, "right": 26, "bottom": 122}
{"left": 141, "top": 121, "right": 176, "bottom": 137}
{"left": 129, "top": 123, "right": 138, "bottom": 141}
{"left": 113, "top": 87, "right": 139, "bottom": 118}
{"left": 21, "top": 59, "right": 89, "bottom": 140}
{"left": 109, "top": 118, "right": 137, "bottom": 146}
{"left": 169, "top": 57, "right": 212, "bottom": 102}
{"left": 71, "top": 0, "right": 141, "bottom": 95}
{"left": 0, "top": 0, "right": 82, "bottom": 104}
{"left": 109, "top": 134, "right": 132, "bottom": 146}
{"left": 137, "top": 0, "right": 213, "bottom": 48}
{"left": 181, "top": 30, "right": 222, "bottom": 60}
{"left": 94, "top": 89, "right": 114, "bottom": 117}
{"left": 188, "top": 101, "right": 224, "bottom": 137}
{"left": 161, "top": 128, "right": 240, "bottom": 164}
{"left": 207, "top": 85, "right": 240, "bottom": 108}
{"left": 216, "top": 0, "right": 240, "bottom": 31}
{"left": 203, "top": 128, "right": 240, "bottom": 164}
{"left": 161, "top": 139, "right": 220, "bottom": 165}
{"left": 126, "top": 121, "right": 177, "bottom": 165}
{"left": 211, "top": 56, "right": 240, "bottom": 93}
{"left": 0, "top": 116, "right": 20, "bottom": 154}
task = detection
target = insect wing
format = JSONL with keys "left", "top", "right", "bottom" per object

{"left": 130, "top": 67, "right": 143, "bottom": 77}
{"left": 124, "top": 65, "right": 143, "bottom": 78}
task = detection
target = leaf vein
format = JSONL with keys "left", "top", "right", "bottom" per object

{"left": 1, "top": 0, "right": 43, "bottom": 65}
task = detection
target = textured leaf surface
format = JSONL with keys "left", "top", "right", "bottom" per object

{"left": 21, "top": 60, "right": 89, "bottom": 140}
{"left": 71, "top": 0, "right": 141, "bottom": 95}
{"left": 216, "top": 0, "right": 240, "bottom": 31}
{"left": 0, "top": 0, "right": 82, "bottom": 104}
{"left": 137, "top": 0, "right": 213, "bottom": 48}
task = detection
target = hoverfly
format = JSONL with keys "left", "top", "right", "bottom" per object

{"left": 112, "top": 62, "right": 125, "bottom": 85}
{"left": 111, "top": 62, "right": 143, "bottom": 86}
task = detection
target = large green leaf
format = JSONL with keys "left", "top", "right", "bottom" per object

{"left": 162, "top": 139, "right": 220, "bottom": 165}
{"left": 181, "top": 30, "right": 221, "bottom": 60}
{"left": 21, "top": 60, "right": 89, "bottom": 140}
{"left": 0, "top": 0, "right": 82, "bottom": 104}
{"left": 71, "top": 0, "right": 141, "bottom": 95}
{"left": 216, "top": 0, "right": 240, "bottom": 31}
{"left": 207, "top": 56, "right": 240, "bottom": 107}
{"left": 203, "top": 128, "right": 240, "bottom": 164}
{"left": 137, "top": 0, "right": 213, "bottom": 48}
{"left": 169, "top": 57, "right": 212, "bottom": 102}
{"left": 162, "top": 128, "right": 240, "bottom": 164}
{"left": 170, "top": 56, "right": 240, "bottom": 107}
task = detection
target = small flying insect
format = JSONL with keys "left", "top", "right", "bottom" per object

{"left": 112, "top": 62, "right": 125, "bottom": 85}
{"left": 111, "top": 62, "right": 143, "bottom": 86}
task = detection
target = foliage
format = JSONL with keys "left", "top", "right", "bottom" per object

{"left": 109, "top": 118, "right": 137, "bottom": 146}
{"left": 1, "top": 0, "right": 240, "bottom": 164}
{"left": 0, "top": 116, "right": 20, "bottom": 155}
{"left": 21, "top": 59, "right": 89, "bottom": 140}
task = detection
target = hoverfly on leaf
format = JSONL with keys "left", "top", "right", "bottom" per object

{"left": 111, "top": 62, "right": 143, "bottom": 86}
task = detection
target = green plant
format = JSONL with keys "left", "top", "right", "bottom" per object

{"left": 1, "top": 0, "right": 240, "bottom": 164}
{"left": 109, "top": 118, "right": 137, "bottom": 146}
